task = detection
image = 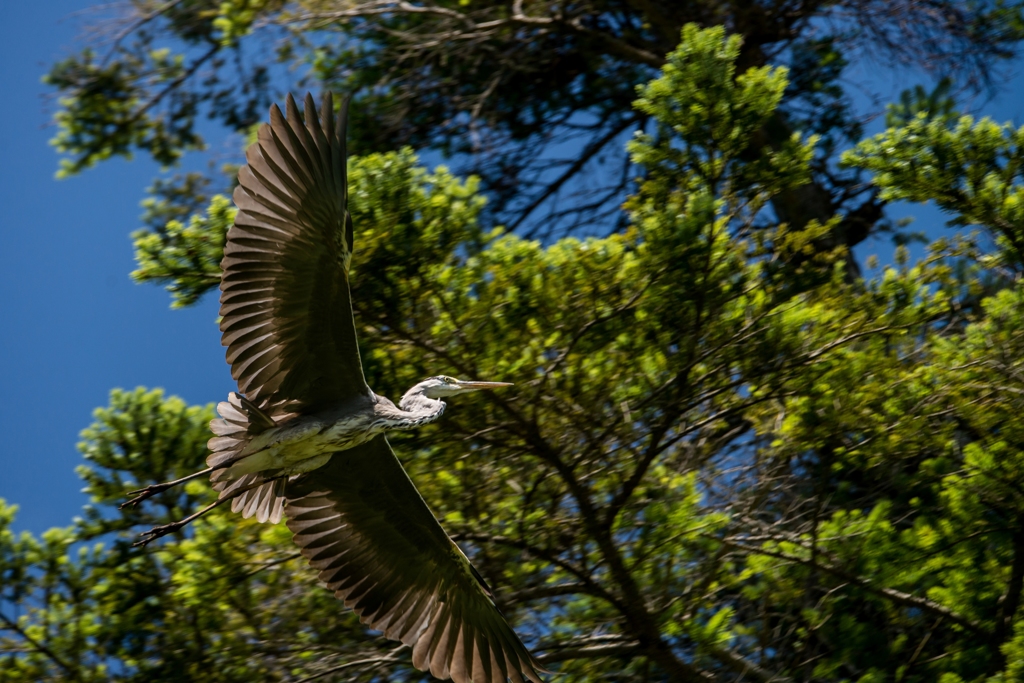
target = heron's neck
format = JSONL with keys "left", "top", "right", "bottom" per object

{"left": 393, "top": 389, "right": 446, "bottom": 429}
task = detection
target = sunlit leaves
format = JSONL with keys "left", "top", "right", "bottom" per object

{"left": 46, "top": 48, "right": 207, "bottom": 176}
{"left": 8, "top": 23, "right": 1024, "bottom": 683}
{"left": 131, "top": 195, "right": 232, "bottom": 307}
{"left": 630, "top": 24, "right": 816, "bottom": 215}
{"left": 844, "top": 113, "right": 1024, "bottom": 267}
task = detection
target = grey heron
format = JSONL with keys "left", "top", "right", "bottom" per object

{"left": 130, "top": 93, "right": 543, "bottom": 683}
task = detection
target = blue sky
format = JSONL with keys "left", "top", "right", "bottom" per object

{"left": 0, "top": 1, "right": 234, "bottom": 533}
{"left": 3, "top": 2, "right": 1024, "bottom": 535}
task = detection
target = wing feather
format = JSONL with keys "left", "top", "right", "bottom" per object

{"left": 218, "top": 92, "right": 369, "bottom": 414}
{"left": 285, "top": 435, "right": 544, "bottom": 683}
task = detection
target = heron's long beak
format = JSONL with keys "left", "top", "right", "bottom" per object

{"left": 455, "top": 380, "right": 514, "bottom": 391}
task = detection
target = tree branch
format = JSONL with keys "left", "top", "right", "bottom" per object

{"left": 293, "top": 646, "right": 406, "bottom": 683}
{"left": 991, "top": 513, "right": 1024, "bottom": 672}
{"left": 514, "top": 113, "right": 641, "bottom": 234}
{"left": 718, "top": 537, "right": 988, "bottom": 636}
{"left": 539, "top": 640, "right": 641, "bottom": 664}
{"left": 0, "top": 610, "right": 80, "bottom": 680}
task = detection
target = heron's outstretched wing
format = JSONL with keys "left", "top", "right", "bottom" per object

{"left": 219, "top": 92, "right": 369, "bottom": 413}
{"left": 285, "top": 435, "right": 544, "bottom": 683}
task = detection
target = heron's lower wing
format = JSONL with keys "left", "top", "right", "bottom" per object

{"left": 284, "top": 434, "right": 543, "bottom": 683}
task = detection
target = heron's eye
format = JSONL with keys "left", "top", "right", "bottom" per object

{"left": 443, "top": 376, "right": 456, "bottom": 384}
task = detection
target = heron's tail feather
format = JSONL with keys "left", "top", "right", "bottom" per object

{"left": 215, "top": 473, "right": 286, "bottom": 524}
{"left": 207, "top": 393, "right": 286, "bottom": 524}
{"left": 208, "top": 393, "right": 266, "bottom": 466}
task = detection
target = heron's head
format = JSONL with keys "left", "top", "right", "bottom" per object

{"left": 419, "top": 375, "right": 513, "bottom": 399}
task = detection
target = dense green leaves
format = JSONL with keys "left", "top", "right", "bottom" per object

{"left": 46, "top": 47, "right": 208, "bottom": 177}
{"left": 6, "top": 23, "right": 1024, "bottom": 683}
{"left": 130, "top": 148, "right": 487, "bottom": 308}
{"left": 630, "top": 25, "right": 809, "bottom": 198}
{"left": 845, "top": 113, "right": 1024, "bottom": 267}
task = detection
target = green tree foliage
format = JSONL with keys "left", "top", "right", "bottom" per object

{"left": 845, "top": 112, "right": 1024, "bottom": 268}
{"left": 5, "top": 24, "right": 1024, "bottom": 682}
{"left": 43, "top": 0, "right": 1024, "bottom": 238}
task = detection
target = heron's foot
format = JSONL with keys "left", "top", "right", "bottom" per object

{"left": 121, "top": 482, "right": 175, "bottom": 509}
{"left": 119, "top": 467, "right": 214, "bottom": 510}
{"left": 133, "top": 520, "right": 188, "bottom": 548}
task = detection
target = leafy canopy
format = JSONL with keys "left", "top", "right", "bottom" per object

{"left": 4, "top": 24, "right": 1024, "bottom": 683}
{"left": 43, "top": 0, "right": 1024, "bottom": 237}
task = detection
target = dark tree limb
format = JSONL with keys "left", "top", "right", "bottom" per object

{"left": 991, "top": 513, "right": 1024, "bottom": 672}
{"left": 513, "top": 113, "right": 641, "bottom": 235}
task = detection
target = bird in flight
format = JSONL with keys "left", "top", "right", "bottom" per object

{"left": 128, "top": 92, "right": 543, "bottom": 683}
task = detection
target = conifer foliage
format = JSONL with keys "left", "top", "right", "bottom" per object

{"left": 4, "top": 23, "right": 1024, "bottom": 683}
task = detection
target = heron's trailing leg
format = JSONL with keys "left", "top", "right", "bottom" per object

{"left": 133, "top": 476, "right": 284, "bottom": 548}
{"left": 120, "top": 465, "right": 235, "bottom": 510}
